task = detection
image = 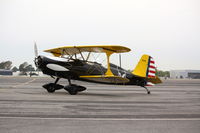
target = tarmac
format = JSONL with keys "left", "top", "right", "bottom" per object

{"left": 0, "top": 76, "right": 200, "bottom": 133}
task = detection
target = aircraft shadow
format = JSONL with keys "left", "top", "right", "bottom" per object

{"left": 50, "top": 91, "right": 124, "bottom": 97}
{"left": 53, "top": 91, "right": 149, "bottom": 97}
{"left": 78, "top": 92, "right": 122, "bottom": 97}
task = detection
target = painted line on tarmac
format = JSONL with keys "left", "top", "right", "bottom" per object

{"left": 1, "top": 117, "right": 200, "bottom": 121}
{"left": 12, "top": 78, "right": 36, "bottom": 88}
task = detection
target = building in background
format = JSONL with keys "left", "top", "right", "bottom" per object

{"left": 170, "top": 70, "right": 200, "bottom": 79}
{"left": 0, "top": 69, "right": 13, "bottom": 76}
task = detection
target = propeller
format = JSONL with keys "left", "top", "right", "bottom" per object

{"left": 34, "top": 42, "right": 41, "bottom": 71}
{"left": 34, "top": 41, "right": 38, "bottom": 58}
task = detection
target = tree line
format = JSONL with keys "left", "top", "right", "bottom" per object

{"left": 156, "top": 70, "right": 170, "bottom": 78}
{"left": 0, "top": 61, "right": 36, "bottom": 75}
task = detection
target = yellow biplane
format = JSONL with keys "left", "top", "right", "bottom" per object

{"left": 34, "top": 45, "right": 162, "bottom": 95}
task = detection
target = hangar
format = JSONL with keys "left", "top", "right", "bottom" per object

{"left": 0, "top": 69, "right": 13, "bottom": 76}
{"left": 170, "top": 70, "right": 200, "bottom": 79}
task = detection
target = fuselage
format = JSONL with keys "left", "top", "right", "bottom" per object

{"left": 36, "top": 55, "right": 146, "bottom": 86}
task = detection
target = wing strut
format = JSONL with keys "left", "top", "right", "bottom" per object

{"left": 104, "top": 50, "right": 114, "bottom": 76}
{"left": 77, "top": 48, "right": 85, "bottom": 61}
{"left": 86, "top": 52, "right": 91, "bottom": 61}
{"left": 119, "top": 54, "right": 122, "bottom": 68}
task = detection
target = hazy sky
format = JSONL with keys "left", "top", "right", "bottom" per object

{"left": 0, "top": 0, "right": 200, "bottom": 70}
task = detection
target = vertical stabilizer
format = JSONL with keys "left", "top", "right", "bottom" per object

{"left": 132, "top": 54, "right": 156, "bottom": 78}
{"left": 132, "top": 54, "right": 162, "bottom": 85}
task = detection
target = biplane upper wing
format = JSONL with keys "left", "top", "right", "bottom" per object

{"left": 44, "top": 45, "right": 131, "bottom": 57}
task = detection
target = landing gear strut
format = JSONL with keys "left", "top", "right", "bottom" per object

{"left": 43, "top": 77, "right": 86, "bottom": 95}
{"left": 64, "top": 77, "right": 86, "bottom": 95}
{"left": 143, "top": 86, "right": 151, "bottom": 94}
{"left": 138, "top": 79, "right": 151, "bottom": 94}
{"left": 43, "top": 78, "right": 64, "bottom": 93}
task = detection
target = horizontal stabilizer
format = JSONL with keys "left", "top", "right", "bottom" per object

{"left": 147, "top": 76, "right": 162, "bottom": 84}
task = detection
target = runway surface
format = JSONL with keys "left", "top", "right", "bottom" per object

{"left": 0, "top": 76, "right": 200, "bottom": 133}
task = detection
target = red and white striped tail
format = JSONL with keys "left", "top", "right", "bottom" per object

{"left": 147, "top": 57, "right": 156, "bottom": 78}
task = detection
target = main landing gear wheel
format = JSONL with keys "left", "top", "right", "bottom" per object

{"left": 64, "top": 77, "right": 87, "bottom": 95}
{"left": 43, "top": 83, "right": 56, "bottom": 93}
{"left": 64, "top": 84, "right": 86, "bottom": 95}
{"left": 43, "top": 83, "right": 64, "bottom": 93}
{"left": 42, "top": 78, "right": 64, "bottom": 93}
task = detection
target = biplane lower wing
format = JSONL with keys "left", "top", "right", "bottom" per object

{"left": 79, "top": 75, "right": 130, "bottom": 84}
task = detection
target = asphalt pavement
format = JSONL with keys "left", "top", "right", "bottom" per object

{"left": 0, "top": 76, "right": 200, "bottom": 133}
